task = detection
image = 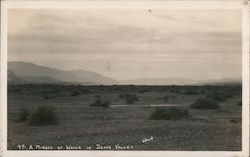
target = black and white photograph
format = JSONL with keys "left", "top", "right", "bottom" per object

{"left": 1, "top": 1, "right": 249, "bottom": 157}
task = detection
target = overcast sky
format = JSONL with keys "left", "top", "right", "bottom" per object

{"left": 8, "top": 9, "right": 242, "bottom": 80}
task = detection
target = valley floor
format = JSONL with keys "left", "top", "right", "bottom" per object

{"left": 7, "top": 84, "right": 242, "bottom": 150}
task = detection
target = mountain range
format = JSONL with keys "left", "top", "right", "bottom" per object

{"left": 120, "top": 77, "right": 242, "bottom": 85}
{"left": 8, "top": 61, "right": 118, "bottom": 85}
{"left": 8, "top": 61, "right": 241, "bottom": 85}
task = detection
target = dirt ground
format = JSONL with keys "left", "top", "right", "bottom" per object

{"left": 7, "top": 84, "right": 242, "bottom": 150}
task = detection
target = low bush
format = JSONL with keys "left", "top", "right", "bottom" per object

{"left": 81, "top": 88, "right": 91, "bottom": 94}
{"left": 30, "top": 105, "right": 58, "bottom": 125}
{"left": 171, "top": 95, "right": 177, "bottom": 100}
{"left": 42, "top": 94, "right": 55, "bottom": 99}
{"left": 191, "top": 97, "right": 220, "bottom": 109}
{"left": 119, "top": 93, "right": 139, "bottom": 104}
{"left": 170, "top": 89, "right": 180, "bottom": 94}
{"left": 17, "top": 108, "right": 30, "bottom": 122}
{"left": 237, "top": 100, "right": 242, "bottom": 106}
{"left": 206, "top": 92, "right": 232, "bottom": 102}
{"left": 150, "top": 107, "right": 190, "bottom": 120}
{"left": 89, "top": 99, "right": 110, "bottom": 108}
{"left": 230, "top": 119, "right": 238, "bottom": 123}
{"left": 184, "top": 89, "right": 199, "bottom": 95}
{"left": 164, "top": 96, "right": 169, "bottom": 102}
{"left": 139, "top": 89, "right": 149, "bottom": 93}
{"left": 71, "top": 91, "right": 81, "bottom": 97}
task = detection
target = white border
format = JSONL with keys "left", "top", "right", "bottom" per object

{"left": 0, "top": 1, "right": 249, "bottom": 157}
{"left": 242, "top": 1, "right": 250, "bottom": 156}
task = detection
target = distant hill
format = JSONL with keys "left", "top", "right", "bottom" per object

{"left": 8, "top": 70, "right": 62, "bottom": 84}
{"left": 8, "top": 61, "right": 241, "bottom": 85}
{"left": 8, "top": 61, "right": 118, "bottom": 85}
{"left": 8, "top": 71, "right": 24, "bottom": 83}
{"left": 120, "top": 77, "right": 198, "bottom": 85}
{"left": 120, "top": 77, "right": 242, "bottom": 86}
{"left": 200, "top": 78, "right": 242, "bottom": 85}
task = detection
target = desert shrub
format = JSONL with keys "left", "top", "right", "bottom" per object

{"left": 171, "top": 95, "right": 177, "bottom": 100}
{"left": 119, "top": 93, "right": 139, "bottom": 104}
{"left": 206, "top": 92, "right": 232, "bottom": 102}
{"left": 139, "top": 90, "right": 145, "bottom": 94}
{"left": 139, "top": 89, "right": 149, "bottom": 93}
{"left": 164, "top": 96, "right": 169, "bottom": 102}
{"left": 13, "top": 88, "right": 22, "bottom": 92}
{"left": 191, "top": 97, "right": 220, "bottom": 109}
{"left": 102, "top": 101, "right": 110, "bottom": 107}
{"left": 184, "top": 89, "right": 199, "bottom": 95}
{"left": 30, "top": 105, "right": 58, "bottom": 125}
{"left": 89, "top": 99, "right": 110, "bottom": 108}
{"left": 170, "top": 89, "right": 180, "bottom": 94}
{"left": 230, "top": 119, "right": 238, "bottom": 123}
{"left": 81, "top": 88, "right": 91, "bottom": 94}
{"left": 71, "top": 91, "right": 81, "bottom": 97}
{"left": 150, "top": 107, "right": 190, "bottom": 120}
{"left": 17, "top": 108, "right": 30, "bottom": 122}
{"left": 119, "top": 94, "right": 124, "bottom": 99}
{"left": 42, "top": 94, "right": 55, "bottom": 99}
{"left": 237, "top": 100, "right": 242, "bottom": 106}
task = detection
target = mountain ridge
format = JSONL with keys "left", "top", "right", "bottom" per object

{"left": 8, "top": 61, "right": 118, "bottom": 85}
{"left": 119, "top": 77, "right": 241, "bottom": 86}
{"left": 8, "top": 61, "right": 241, "bottom": 85}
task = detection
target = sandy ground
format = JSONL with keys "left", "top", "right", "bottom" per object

{"left": 7, "top": 85, "right": 242, "bottom": 150}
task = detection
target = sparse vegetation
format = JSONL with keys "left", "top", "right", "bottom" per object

{"left": 80, "top": 88, "right": 91, "bottom": 94}
{"left": 230, "top": 119, "right": 238, "bottom": 123}
{"left": 205, "top": 90, "right": 235, "bottom": 102}
{"left": 16, "top": 108, "right": 30, "bottom": 122}
{"left": 171, "top": 95, "right": 177, "bottom": 100}
{"left": 139, "top": 89, "right": 148, "bottom": 93}
{"left": 43, "top": 94, "right": 55, "bottom": 99}
{"left": 150, "top": 107, "right": 190, "bottom": 120}
{"left": 164, "top": 96, "right": 169, "bottom": 102}
{"left": 119, "top": 93, "right": 139, "bottom": 104}
{"left": 89, "top": 99, "right": 110, "bottom": 108}
{"left": 71, "top": 91, "right": 81, "bottom": 97}
{"left": 170, "top": 89, "right": 180, "bottom": 94}
{"left": 206, "top": 92, "right": 228, "bottom": 102}
{"left": 237, "top": 100, "right": 242, "bottom": 106}
{"left": 183, "top": 89, "right": 199, "bottom": 95}
{"left": 8, "top": 84, "right": 242, "bottom": 150}
{"left": 191, "top": 97, "right": 220, "bottom": 109}
{"left": 30, "top": 105, "right": 58, "bottom": 125}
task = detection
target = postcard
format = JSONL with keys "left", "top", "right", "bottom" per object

{"left": 0, "top": 1, "right": 249, "bottom": 157}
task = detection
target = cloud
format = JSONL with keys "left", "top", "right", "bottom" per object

{"left": 7, "top": 9, "right": 242, "bottom": 80}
